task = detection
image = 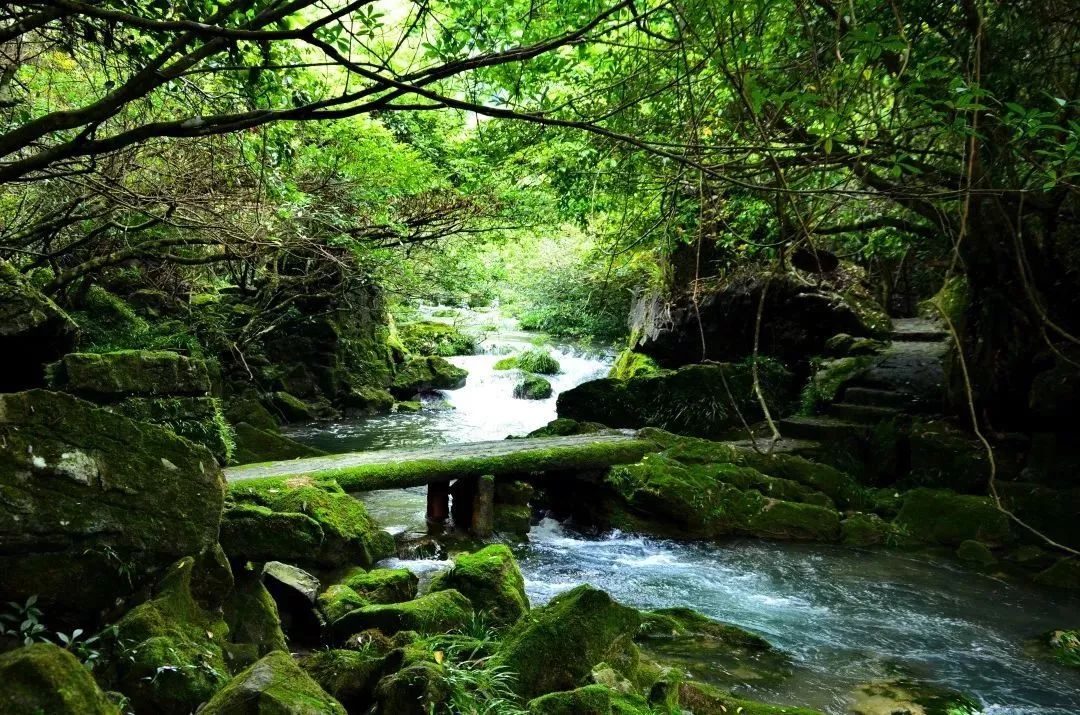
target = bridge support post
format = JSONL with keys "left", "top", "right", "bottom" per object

{"left": 471, "top": 475, "right": 495, "bottom": 538}
{"left": 426, "top": 481, "right": 450, "bottom": 531}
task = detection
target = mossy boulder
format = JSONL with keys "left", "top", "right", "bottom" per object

{"left": 270, "top": 391, "right": 318, "bottom": 422}
{"left": 224, "top": 570, "right": 288, "bottom": 667}
{"left": 200, "top": 651, "right": 347, "bottom": 715}
{"left": 0, "top": 259, "right": 76, "bottom": 392}
{"left": 1034, "top": 558, "right": 1080, "bottom": 590}
{"left": 824, "top": 333, "right": 885, "bottom": 357}
{"left": 956, "top": 539, "right": 997, "bottom": 567}
{"left": 399, "top": 320, "right": 478, "bottom": 357}
{"left": 330, "top": 589, "right": 473, "bottom": 638}
{"left": 107, "top": 558, "right": 231, "bottom": 714}
{"left": 341, "top": 567, "right": 419, "bottom": 604}
{"left": 51, "top": 350, "right": 211, "bottom": 396}
{"left": 341, "top": 385, "right": 395, "bottom": 415}
{"left": 607, "top": 453, "right": 841, "bottom": 541}
{"left": 527, "top": 684, "right": 654, "bottom": 714}
{"left": 840, "top": 513, "right": 895, "bottom": 547}
{"left": 300, "top": 649, "right": 387, "bottom": 712}
{"left": 111, "top": 395, "right": 234, "bottom": 464}
{"left": 494, "top": 585, "right": 642, "bottom": 700}
{"left": 609, "top": 349, "right": 663, "bottom": 380}
{"left": 374, "top": 660, "right": 450, "bottom": 715}
{"left": 318, "top": 584, "right": 371, "bottom": 624}
{"left": 517, "top": 349, "right": 561, "bottom": 375}
{"left": 527, "top": 417, "right": 609, "bottom": 438}
{"left": 224, "top": 480, "right": 394, "bottom": 569}
{"left": 231, "top": 422, "right": 324, "bottom": 464}
{"left": 494, "top": 504, "right": 533, "bottom": 535}
{"left": 429, "top": 545, "right": 529, "bottom": 626}
{"left": 391, "top": 356, "right": 467, "bottom": 398}
{"left": 677, "top": 681, "right": 825, "bottom": 715}
{"left": 225, "top": 394, "right": 279, "bottom": 431}
{"left": 894, "top": 488, "right": 1014, "bottom": 546}
{"left": 559, "top": 361, "right": 793, "bottom": 438}
{"left": 848, "top": 678, "right": 980, "bottom": 715}
{"left": 0, "top": 390, "right": 225, "bottom": 625}
{"left": 514, "top": 374, "right": 553, "bottom": 400}
{"left": 800, "top": 355, "right": 874, "bottom": 414}
{"left": 0, "top": 643, "right": 119, "bottom": 715}
{"left": 906, "top": 420, "right": 992, "bottom": 493}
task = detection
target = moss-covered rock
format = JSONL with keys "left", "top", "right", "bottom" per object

{"left": 841, "top": 513, "right": 895, "bottom": 547}
{"left": 517, "top": 349, "right": 561, "bottom": 375}
{"left": 956, "top": 539, "right": 997, "bottom": 567}
{"left": 824, "top": 333, "right": 885, "bottom": 358}
{"left": 607, "top": 453, "right": 841, "bottom": 541}
{"left": 677, "top": 681, "right": 825, "bottom": 715}
{"left": 894, "top": 488, "right": 1014, "bottom": 546}
{"left": 374, "top": 660, "right": 449, "bottom": 715}
{"left": 341, "top": 385, "right": 395, "bottom": 415}
{"left": 0, "top": 259, "right": 76, "bottom": 392}
{"left": 0, "top": 643, "right": 119, "bottom": 715}
{"left": 341, "top": 567, "right": 419, "bottom": 604}
{"left": 224, "top": 570, "right": 288, "bottom": 667}
{"left": 270, "top": 391, "right": 318, "bottom": 422}
{"left": 224, "top": 480, "right": 394, "bottom": 569}
{"left": 906, "top": 420, "right": 992, "bottom": 493}
{"left": 609, "top": 349, "right": 664, "bottom": 380}
{"left": 848, "top": 678, "right": 980, "bottom": 715}
{"left": 514, "top": 374, "right": 553, "bottom": 400}
{"left": 399, "top": 320, "right": 478, "bottom": 357}
{"left": 300, "top": 648, "right": 387, "bottom": 712}
{"left": 1047, "top": 629, "right": 1080, "bottom": 669}
{"left": 52, "top": 350, "right": 211, "bottom": 396}
{"left": 112, "top": 395, "right": 234, "bottom": 463}
{"left": 225, "top": 393, "right": 280, "bottom": 431}
{"left": 799, "top": 355, "right": 874, "bottom": 415}
{"left": 1034, "top": 558, "right": 1080, "bottom": 590}
{"left": 231, "top": 422, "right": 324, "bottom": 464}
{"left": 527, "top": 684, "right": 655, "bottom": 714}
{"left": 330, "top": 589, "right": 473, "bottom": 638}
{"left": 391, "top": 356, "right": 468, "bottom": 398}
{"left": 318, "top": 584, "right": 371, "bottom": 624}
{"left": 0, "top": 390, "right": 225, "bottom": 625}
{"left": 199, "top": 651, "right": 347, "bottom": 714}
{"left": 559, "top": 361, "right": 793, "bottom": 438}
{"left": 526, "top": 417, "right": 609, "bottom": 438}
{"left": 107, "top": 558, "right": 231, "bottom": 714}
{"left": 429, "top": 545, "right": 529, "bottom": 626}
{"left": 494, "top": 585, "right": 642, "bottom": 700}
{"left": 494, "top": 504, "right": 533, "bottom": 535}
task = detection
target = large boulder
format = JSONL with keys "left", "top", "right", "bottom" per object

{"left": 629, "top": 270, "right": 888, "bottom": 367}
{"left": 894, "top": 488, "right": 1014, "bottom": 546}
{"left": 111, "top": 395, "right": 234, "bottom": 464}
{"left": 429, "top": 545, "right": 530, "bottom": 626}
{"left": 300, "top": 649, "right": 388, "bottom": 713}
{"left": 0, "top": 260, "right": 76, "bottom": 391}
{"left": 106, "top": 558, "right": 230, "bottom": 714}
{"left": 557, "top": 362, "right": 793, "bottom": 438}
{"left": 199, "top": 651, "right": 347, "bottom": 715}
{"left": 0, "top": 643, "right": 119, "bottom": 715}
{"left": 0, "top": 390, "right": 225, "bottom": 625}
{"left": 231, "top": 422, "right": 323, "bottom": 464}
{"left": 224, "top": 569, "right": 289, "bottom": 667}
{"left": 391, "top": 356, "right": 467, "bottom": 398}
{"left": 329, "top": 589, "right": 473, "bottom": 638}
{"left": 494, "top": 585, "right": 642, "bottom": 700}
{"left": 50, "top": 350, "right": 212, "bottom": 397}
{"left": 223, "top": 478, "right": 394, "bottom": 569}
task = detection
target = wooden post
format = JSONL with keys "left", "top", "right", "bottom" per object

{"left": 426, "top": 481, "right": 450, "bottom": 531}
{"left": 471, "top": 475, "right": 495, "bottom": 538}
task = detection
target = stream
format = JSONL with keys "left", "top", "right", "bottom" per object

{"left": 289, "top": 309, "right": 1080, "bottom": 715}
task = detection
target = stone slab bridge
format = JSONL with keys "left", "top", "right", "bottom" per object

{"left": 224, "top": 433, "right": 657, "bottom": 536}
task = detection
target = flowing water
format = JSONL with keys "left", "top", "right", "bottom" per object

{"left": 291, "top": 308, "right": 1080, "bottom": 715}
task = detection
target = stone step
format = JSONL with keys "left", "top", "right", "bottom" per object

{"left": 842, "top": 386, "right": 911, "bottom": 408}
{"left": 778, "top": 416, "right": 866, "bottom": 442}
{"left": 829, "top": 402, "right": 903, "bottom": 423}
{"left": 889, "top": 329, "right": 948, "bottom": 343}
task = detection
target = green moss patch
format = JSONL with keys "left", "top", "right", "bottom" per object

{"left": 0, "top": 643, "right": 119, "bottom": 715}
{"left": 330, "top": 589, "right": 473, "bottom": 638}
{"left": 200, "top": 651, "right": 346, "bottom": 714}
{"left": 429, "top": 545, "right": 529, "bottom": 626}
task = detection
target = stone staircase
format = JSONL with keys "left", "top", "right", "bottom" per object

{"left": 779, "top": 318, "right": 950, "bottom": 442}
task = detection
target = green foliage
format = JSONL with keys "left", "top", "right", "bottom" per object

{"left": 515, "top": 350, "right": 561, "bottom": 375}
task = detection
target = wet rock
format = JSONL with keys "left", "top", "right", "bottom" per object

{"left": 514, "top": 374, "right": 553, "bottom": 400}
{"left": 494, "top": 504, "right": 533, "bottom": 535}
{"left": 224, "top": 479, "right": 394, "bottom": 569}
{"left": 494, "top": 584, "right": 642, "bottom": 699}
{"left": 200, "top": 651, "right": 347, "bottom": 715}
{"left": 677, "top": 681, "right": 825, "bottom": 715}
{"left": 848, "top": 678, "right": 980, "bottom": 715}
{"left": 526, "top": 417, "right": 610, "bottom": 438}
{"left": 956, "top": 539, "right": 997, "bottom": 567}
{"left": 374, "top": 660, "right": 449, "bottom": 715}
{"left": 558, "top": 362, "right": 794, "bottom": 438}
{"left": 1034, "top": 557, "right": 1080, "bottom": 590}
{"left": 894, "top": 488, "right": 1014, "bottom": 546}
{"left": 0, "top": 643, "right": 119, "bottom": 715}
{"left": 225, "top": 392, "right": 280, "bottom": 431}
{"left": 341, "top": 567, "right": 419, "bottom": 603}
{"left": 429, "top": 545, "right": 529, "bottom": 626}
{"left": 391, "top": 356, "right": 467, "bottom": 398}
{"left": 0, "top": 260, "right": 76, "bottom": 391}
{"left": 527, "top": 684, "right": 654, "bottom": 714}
{"left": 841, "top": 513, "right": 895, "bottom": 547}
{"left": 51, "top": 350, "right": 211, "bottom": 397}
{"left": 300, "top": 648, "right": 388, "bottom": 712}
{"left": 341, "top": 385, "right": 395, "bottom": 415}
{"left": 106, "top": 558, "right": 231, "bottom": 714}
{"left": 0, "top": 390, "right": 225, "bottom": 626}
{"left": 231, "top": 422, "right": 323, "bottom": 464}
{"left": 329, "top": 589, "right": 473, "bottom": 638}
{"left": 224, "top": 568, "right": 288, "bottom": 668}
{"left": 269, "top": 390, "right": 317, "bottom": 422}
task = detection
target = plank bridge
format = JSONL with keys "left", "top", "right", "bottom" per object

{"left": 224, "top": 433, "right": 658, "bottom": 536}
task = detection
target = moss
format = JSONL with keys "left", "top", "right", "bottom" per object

{"left": 956, "top": 539, "right": 997, "bottom": 567}
{"left": 559, "top": 362, "right": 793, "bottom": 438}
{"left": 341, "top": 386, "right": 395, "bottom": 414}
{"left": 317, "top": 584, "right": 370, "bottom": 624}
{"left": 494, "top": 585, "right": 642, "bottom": 700}
{"left": 270, "top": 391, "right": 317, "bottom": 422}
{"left": 374, "top": 660, "right": 450, "bottom": 715}
{"left": 224, "top": 571, "right": 288, "bottom": 667}
{"left": 841, "top": 513, "right": 895, "bottom": 547}
{"left": 330, "top": 589, "right": 473, "bottom": 638}
{"left": 226, "top": 481, "right": 395, "bottom": 569}
{"left": 429, "top": 545, "right": 530, "bottom": 626}
{"left": 526, "top": 418, "right": 608, "bottom": 438}
{"left": 514, "top": 374, "right": 553, "bottom": 400}
{"left": 231, "top": 422, "right": 323, "bottom": 465}
{"left": 849, "top": 678, "right": 980, "bottom": 715}
{"left": 527, "top": 684, "right": 655, "bottom": 715}
{"left": 516, "top": 349, "right": 561, "bottom": 375}
{"left": 0, "top": 643, "right": 119, "bottom": 715}
{"left": 200, "top": 651, "right": 347, "bottom": 714}
{"left": 341, "top": 568, "right": 419, "bottom": 604}
{"left": 66, "top": 286, "right": 151, "bottom": 353}
{"left": 494, "top": 355, "right": 519, "bottom": 370}
{"left": 1047, "top": 630, "right": 1080, "bottom": 669}
{"left": 227, "top": 437, "right": 658, "bottom": 492}
{"left": 1034, "top": 558, "right": 1080, "bottom": 590}
{"left": 53, "top": 349, "right": 212, "bottom": 396}
{"left": 108, "top": 558, "right": 231, "bottom": 714}
{"left": 799, "top": 355, "right": 874, "bottom": 415}
{"left": 300, "top": 649, "right": 386, "bottom": 712}
{"left": 905, "top": 420, "right": 990, "bottom": 493}
{"left": 677, "top": 681, "right": 825, "bottom": 715}
{"left": 494, "top": 504, "right": 533, "bottom": 535}
{"left": 609, "top": 349, "right": 664, "bottom": 381}
{"left": 398, "top": 320, "right": 478, "bottom": 357}
{"left": 392, "top": 355, "right": 468, "bottom": 397}
{"left": 921, "top": 276, "right": 969, "bottom": 329}
{"left": 112, "top": 395, "right": 234, "bottom": 463}
{"left": 895, "top": 488, "right": 1014, "bottom": 546}
{"left": 225, "top": 395, "right": 279, "bottom": 431}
